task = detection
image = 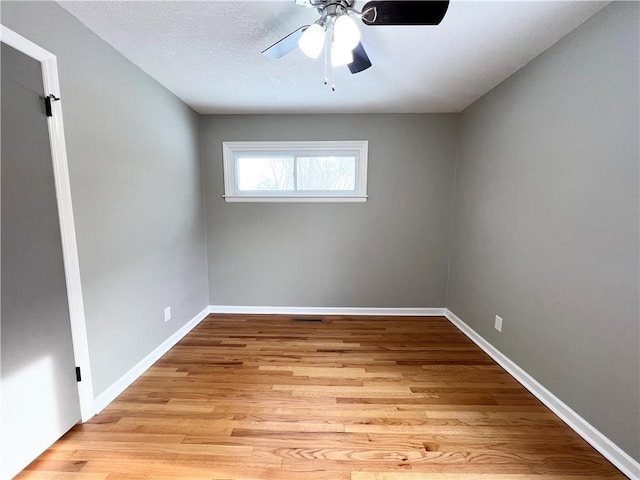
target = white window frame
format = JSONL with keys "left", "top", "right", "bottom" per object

{"left": 222, "top": 140, "right": 368, "bottom": 203}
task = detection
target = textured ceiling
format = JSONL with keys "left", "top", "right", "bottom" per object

{"left": 58, "top": 1, "right": 609, "bottom": 114}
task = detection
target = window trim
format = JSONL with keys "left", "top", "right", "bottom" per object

{"left": 222, "top": 140, "right": 368, "bottom": 203}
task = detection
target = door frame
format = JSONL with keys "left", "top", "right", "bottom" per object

{"left": 0, "top": 25, "right": 94, "bottom": 422}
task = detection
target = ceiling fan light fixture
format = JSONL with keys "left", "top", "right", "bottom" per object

{"left": 331, "top": 41, "right": 354, "bottom": 67}
{"left": 333, "top": 14, "right": 361, "bottom": 50}
{"left": 298, "top": 22, "right": 326, "bottom": 59}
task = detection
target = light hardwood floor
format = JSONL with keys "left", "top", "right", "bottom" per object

{"left": 18, "top": 314, "right": 625, "bottom": 479}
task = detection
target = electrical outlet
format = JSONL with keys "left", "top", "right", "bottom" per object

{"left": 494, "top": 315, "right": 503, "bottom": 332}
{"left": 164, "top": 306, "right": 171, "bottom": 322}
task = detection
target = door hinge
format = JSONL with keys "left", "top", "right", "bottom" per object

{"left": 75, "top": 366, "right": 82, "bottom": 382}
{"left": 44, "top": 94, "right": 60, "bottom": 117}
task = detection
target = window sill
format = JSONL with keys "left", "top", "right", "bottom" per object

{"left": 223, "top": 195, "right": 368, "bottom": 203}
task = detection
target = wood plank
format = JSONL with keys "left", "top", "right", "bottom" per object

{"left": 16, "top": 315, "right": 625, "bottom": 479}
{"left": 14, "top": 473, "right": 109, "bottom": 480}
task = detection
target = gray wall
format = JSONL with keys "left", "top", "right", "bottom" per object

{"left": 1, "top": 1, "right": 209, "bottom": 396}
{"left": 201, "top": 114, "right": 458, "bottom": 307}
{"left": 448, "top": 1, "right": 639, "bottom": 460}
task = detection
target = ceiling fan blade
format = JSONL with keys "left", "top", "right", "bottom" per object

{"left": 362, "top": 1, "right": 449, "bottom": 26}
{"left": 348, "top": 42, "right": 372, "bottom": 74}
{"left": 262, "top": 25, "right": 308, "bottom": 59}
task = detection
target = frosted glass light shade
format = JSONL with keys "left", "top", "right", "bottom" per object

{"left": 331, "top": 41, "right": 354, "bottom": 67}
{"left": 298, "top": 23, "right": 326, "bottom": 59}
{"left": 334, "top": 14, "right": 361, "bottom": 50}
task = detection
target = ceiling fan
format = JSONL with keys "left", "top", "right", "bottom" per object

{"left": 262, "top": 0, "right": 449, "bottom": 88}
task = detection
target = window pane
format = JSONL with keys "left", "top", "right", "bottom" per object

{"left": 297, "top": 156, "right": 356, "bottom": 191}
{"left": 237, "top": 156, "right": 294, "bottom": 191}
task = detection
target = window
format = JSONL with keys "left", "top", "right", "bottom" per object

{"left": 222, "top": 141, "right": 368, "bottom": 202}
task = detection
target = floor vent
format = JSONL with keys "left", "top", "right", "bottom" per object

{"left": 291, "top": 317, "right": 324, "bottom": 322}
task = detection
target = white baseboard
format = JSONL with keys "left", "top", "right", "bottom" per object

{"left": 444, "top": 308, "right": 640, "bottom": 480}
{"left": 92, "top": 306, "right": 210, "bottom": 415}
{"left": 208, "top": 305, "right": 446, "bottom": 316}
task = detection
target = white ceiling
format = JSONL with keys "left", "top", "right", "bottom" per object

{"left": 58, "top": 1, "right": 609, "bottom": 114}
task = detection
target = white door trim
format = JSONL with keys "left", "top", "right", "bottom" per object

{"left": 0, "top": 25, "right": 94, "bottom": 422}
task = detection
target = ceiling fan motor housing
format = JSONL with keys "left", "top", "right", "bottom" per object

{"left": 316, "top": 0, "right": 355, "bottom": 23}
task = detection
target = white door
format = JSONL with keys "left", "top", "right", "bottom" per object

{"left": 1, "top": 42, "right": 82, "bottom": 479}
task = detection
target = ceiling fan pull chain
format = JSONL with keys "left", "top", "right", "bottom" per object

{"left": 327, "top": 20, "right": 336, "bottom": 91}
{"left": 331, "top": 64, "right": 336, "bottom": 91}
{"left": 326, "top": 50, "right": 335, "bottom": 91}
{"left": 324, "top": 40, "right": 329, "bottom": 85}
